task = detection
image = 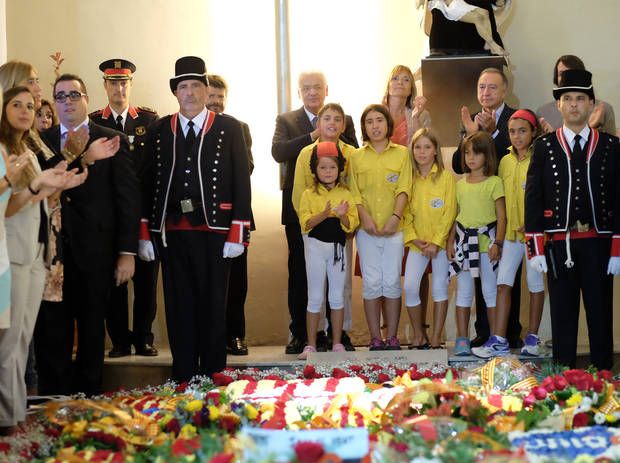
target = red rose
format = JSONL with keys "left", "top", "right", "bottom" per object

{"left": 206, "top": 391, "right": 221, "bottom": 406}
{"left": 410, "top": 364, "right": 418, "bottom": 371}
{"left": 598, "top": 370, "right": 613, "bottom": 382}
{"left": 533, "top": 386, "right": 548, "bottom": 400}
{"left": 553, "top": 375, "right": 567, "bottom": 391}
{"left": 219, "top": 416, "right": 238, "bottom": 434}
{"left": 369, "top": 364, "right": 382, "bottom": 371}
{"left": 349, "top": 365, "right": 362, "bottom": 373}
{"left": 377, "top": 373, "right": 391, "bottom": 383}
{"left": 573, "top": 412, "right": 589, "bottom": 428}
{"left": 331, "top": 368, "right": 348, "bottom": 379}
{"left": 357, "top": 374, "right": 370, "bottom": 383}
{"left": 574, "top": 373, "right": 594, "bottom": 391}
{"left": 223, "top": 367, "right": 234, "bottom": 372}
{"left": 175, "top": 381, "right": 188, "bottom": 393}
{"left": 294, "top": 441, "right": 325, "bottom": 463}
{"left": 238, "top": 374, "right": 256, "bottom": 381}
{"left": 523, "top": 393, "right": 536, "bottom": 407}
{"left": 411, "top": 371, "right": 424, "bottom": 380}
{"left": 593, "top": 379, "right": 605, "bottom": 393}
{"left": 171, "top": 438, "right": 200, "bottom": 457}
{"left": 303, "top": 365, "right": 317, "bottom": 379}
{"left": 541, "top": 376, "right": 555, "bottom": 393}
{"left": 209, "top": 454, "right": 234, "bottom": 463}
{"left": 264, "top": 375, "right": 281, "bottom": 380}
{"left": 165, "top": 418, "right": 181, "bottom": 435}
{"left": 392, "top": 442, "right": 409, "bottom": 452}
{"left": 212, "top": 373, "right": 234, "bottom": 386}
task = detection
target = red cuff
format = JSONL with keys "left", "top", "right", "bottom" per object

{"left": 139, "top": 219, "right": 150, "bottom": 241}
{"left": 612, "top": 235, "right": 620, "bottom": 257}
{"left": 226, "top": 220, "right": 251, "bottom": 246}
{"left": 525, "top": 233, "right": 545, "bottom": 259}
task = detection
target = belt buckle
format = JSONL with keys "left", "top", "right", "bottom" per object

{"left": 576, "top": 220, "right": 590, "bottom": 233}
{"left": 181, "top": 199, "right": 194, "bottom": 213}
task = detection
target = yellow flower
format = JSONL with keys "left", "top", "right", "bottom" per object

{"left": 185, "top": 400, "right": 204, "bottom": 413}
{"left": 70, "top": 420, "right": 88, "bottom": 439}
{"left": 98, "top": 416, "right": 116, "bottom": 427}
{"left": 566, "top": 393, "right": 583, "bottom": 407}
{"left": 179, "top": 423, "right": 197, "bottom": 438}
{"left": 208, "top": 405, "right": 220, "bottom": 420}
{"left": 606, "top": 414, "right": 617, "bottom": 423}
{"left": 245, "top": 404, "right": 258, "bottom": 420}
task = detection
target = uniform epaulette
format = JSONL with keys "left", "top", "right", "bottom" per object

{"left": 89, "top": 109, "right": 104, "bottom": 116}
{"left": 137, "top": 106, "right": 157, "bottom": 114}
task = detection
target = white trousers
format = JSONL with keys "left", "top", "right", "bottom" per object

{"left": 304, "top": 236, "right": 346, "bottom": 313}
{"left": 455, "top": 253, "right": 497, "bottom": 308}
{"left": 497, "top": 239, "right": 544, "bottom": 292}
{"left": 356, "top": 230, "right": 404, "bottom": 299}
{"left": 403, "top": 249, "right": 450, "bottom": 306}
{"left": 0, "top": 244, "right": 45, "bottom": 426}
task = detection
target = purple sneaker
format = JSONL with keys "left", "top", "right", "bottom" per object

{"left": 521, "top": 333, "right": 543, "bottom": 356}
{"left": 369, "top": 337, "right": 386, "bottom": 351}
{"left": 385, "top": 336, "right": 401, "bottom": 350}
{"left": 471, "top": 335, "right": 509, "bottom": 359}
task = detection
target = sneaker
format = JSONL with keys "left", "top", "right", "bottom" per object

{"left": 455, "top": 337, "right": 471, "bottom": 356}
{"left": 472, "top": 335, "right": 510, "bottom": 359}
{"left": 385, "top": 336, "right": 401, "bottom": 350}
{"left": 332, "top": 343, "right": 346, "bottom": 353}
{"left": 369, "top": 338, "right": 386, "bottom": 351}
{"left": 297, "top": 345, "right": 317, "bottom": 360}
{"left": 521, "top": 333, "right": 542, "bottom": 356}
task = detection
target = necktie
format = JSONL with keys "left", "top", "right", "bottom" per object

{"left": 115, "top": 114, "right": 124, "bottom": 132}
{"left": 311, "top": 116, "right": 317, "bottom": 130}
{"left": 186, "top": 120, "right": 196, "bottom": 146}
{"left": 60, "top": 131, "right": 68, "bottom": 151}
{"left": 572, "top": 134, "right": 584, "bottom": 159}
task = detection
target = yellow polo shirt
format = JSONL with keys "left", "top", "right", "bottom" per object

{"left": 498, "top": 145, "right": 532, "bottom": 242}
{"left": 347, "top": 141, "right": 412, "bottom": 230}
{"left": 292, "top": 138, "right": 355, "bottom": 214}
{"left": 298, "top": 183, "right": 359, "bottom": 234}
{"left": 403, "top": 165, "right": 457, "bottom": 252}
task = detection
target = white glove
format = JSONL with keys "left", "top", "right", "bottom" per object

{"left": 529, "top": 255, "right": 548, "bottom": 273}
{"left": 607, "top": 256, "right": 620, "bottom": 275}
{"left": 223, "top": 242, "right": 244, "bottom": 259}
{"left": 138, "top": 239, "right": 155, "bottom": 262}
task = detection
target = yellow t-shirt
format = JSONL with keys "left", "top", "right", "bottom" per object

{"left": 403, "top": 165, "right": 457, "bottom": 252}
{"left": 498, "top": 145, "right": 532, "bottom": 242}
{"left": 298, "top": 183, "right": 359, "bottom": 235}
{"left": 456, "top": 175, "right": 504, "bottom": 252}
{"left": 347, "top": 141, "right": 412, "bottom": 230}
{"left": 292, "top": 138, "right": 356, "bottom": 215}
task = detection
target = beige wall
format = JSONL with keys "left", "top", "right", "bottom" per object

{"left": 5, "top": 0, "right": 619, "bottom": 348}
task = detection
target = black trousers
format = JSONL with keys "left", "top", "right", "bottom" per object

{"left": 285, "top": 220, "right": 307, "bottom": 341}
{"left": 474, "top": 264, "right": 522, "bottom": 339}
{"left": 106, "top": 258, "right": 159, "bottom": 348}
{"left": 226, "top": 247, "right": 248, "bottom": 340}
{"left": 157, "top": 230, "right": 229, "bottom": 382}
{"left": 547, "top": 237, "right": 613, "bottom": 370}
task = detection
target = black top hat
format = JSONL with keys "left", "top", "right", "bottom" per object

{"left": 553, "top": 69, "right": 595, "bottom": 101}
{"left": 99, "top": 59, "right": 136, "bottom": 80}
{"left": 169, "top": 56, "right": 209, "bottom": 92}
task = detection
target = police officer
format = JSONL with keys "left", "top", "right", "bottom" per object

{"left": 90, "top": 59, "right": 159, "bottom": 357}
{"left": 140, "top": 56, "right": 251, "bottom": 381}
{"left": 525, "top": 69, "right": 620, "bottom": 370}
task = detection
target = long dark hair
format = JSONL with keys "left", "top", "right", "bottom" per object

{"left": 0, "top": 86, "right": 34, "bottom": 155}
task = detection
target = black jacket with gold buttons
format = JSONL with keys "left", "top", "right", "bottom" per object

{"left": 525, "top": 128, "right": 619, "bottom": 235}
{"left": 142, "top": 111, "right": 251, "bottom": 245}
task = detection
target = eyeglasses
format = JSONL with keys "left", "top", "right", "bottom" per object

{"left": 54, "top": 91, "right": 86, "bottom": 103}
{"left": 300, "top": 84, "right": 324, "bottom": 93}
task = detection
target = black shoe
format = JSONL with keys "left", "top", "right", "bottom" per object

{"left": 508, "top": 337, "right": 524, "bottom": 349}
{"left": 285, "top": 336, "right": 305, "bottom": 355}
{"left": 108, "top": 346, "right": 131, "bottom": 358}
{"left": 341, "top": 331, "right": 356, "bottom": 351}
{"left": 470, "top": 336, "right": 488, "bottom": 348}
{"left": 134, "top": 344, "right": 158, "bottom": 356}
{"left": 227, "top": 337, "right": 248, "bottom": 356}
{"left": 316, "top": 331, "right": 328, "bottom": 352}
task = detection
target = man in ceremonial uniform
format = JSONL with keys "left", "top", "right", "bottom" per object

{"left": 525, "top": 69, "right": 620, "bottom": 370}
{"left": 140, "top": 57, "right": 251, "bottom": 382}
{"left": 272, "top": 70, "right": 358, "bottom": 354}
{"left": 90, "top": 59, "right": 159, "bottom": 358}
{"left": 206, "top": 74, "right": 254, "bottom": 356}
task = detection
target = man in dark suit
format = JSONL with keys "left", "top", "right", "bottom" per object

{"left": 140, "top": 57, "right": 251, "bottom": 382}
{"left": 38, "top": 73, "right": 140, "bottom": 395}
{"left": 272, "top": 70, "right": 358, "bottom": 354}
{"left": 206, "top": 74, "right": 254, "bottom": 356}
{"left": 89, "top": 59, "right": 160, "bottom": 358}
{"left": 451, "top": 67, "right": 522, "bottom": 349}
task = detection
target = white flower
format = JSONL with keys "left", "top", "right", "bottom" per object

{"left": 594, "top": 412, "right": 606, "bottom": 425}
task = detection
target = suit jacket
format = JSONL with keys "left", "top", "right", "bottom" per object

{"left": 89, "top": 104, "right": 159, "bottom": 179}
{"left": 271, "top": 106, "right": 358, "bottom": 225}
{"left": 452, "top": 104, "right": 516, "bottom": 174}
{"left": 142, "top": 112, "right": 251, "bottom": 244}
{"left": 238, "top": 119, "right": 256, "bottom": 231}
{"left": 40, "top": 122, "right": 140, "bottom": 271}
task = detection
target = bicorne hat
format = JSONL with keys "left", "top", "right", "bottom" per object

{"left": 169, "top": 56, "right": 209, "bottom": 93}
{"left": 553, "top": 69, "right": 595, "bottom": 101}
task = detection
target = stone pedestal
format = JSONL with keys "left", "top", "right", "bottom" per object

{"left": 421, "top": 55, "right": 507, "bottom": 146}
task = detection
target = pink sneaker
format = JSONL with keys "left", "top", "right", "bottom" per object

{"left": 332, "top": 343, "right": 346, "bottom": 352}
{"left": 297, "top": 345, "right": 317, "bottom": 360}
{"left": 385, "top": 336, "right": 401, "bottom": 350}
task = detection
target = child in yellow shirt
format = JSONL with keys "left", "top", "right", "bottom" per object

{"left": 348, "top": 104, "right": 412, "bottom": 350}
{"left": 297, "top": 142, "right": 359, "bottom": 359}
{"left": 403, "top": 129, "right": 456, "bottom": 349}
